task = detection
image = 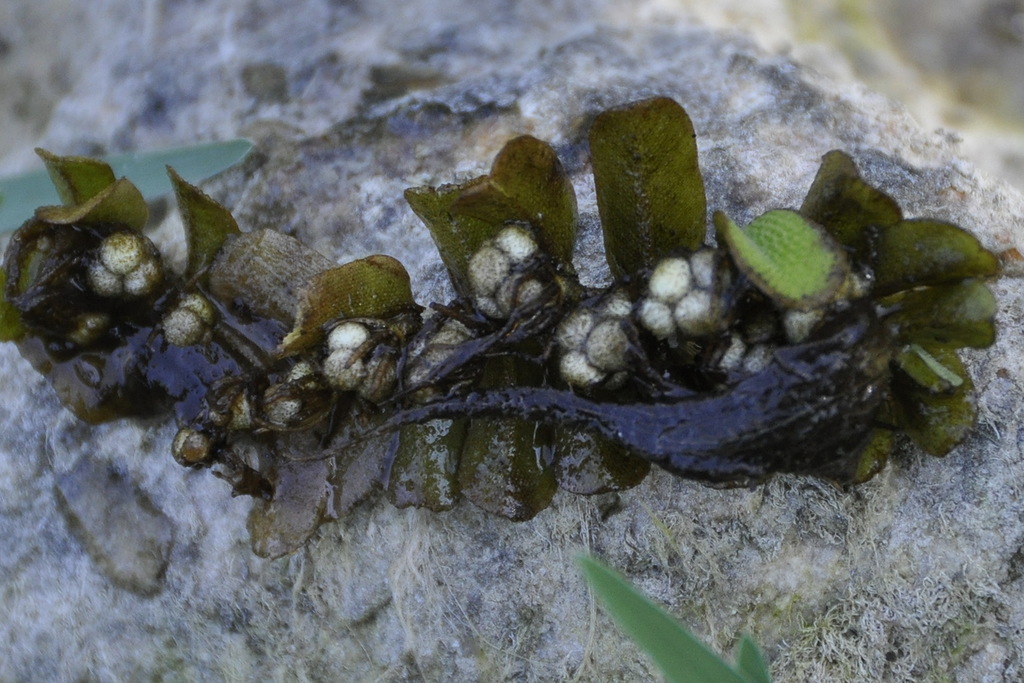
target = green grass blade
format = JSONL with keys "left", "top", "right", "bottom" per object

{"left": 735, "top": 634, "right": 772, "bottom": 683}
{"left": 577, "top": 555, "right": 749, "bottom": 683}
{"left": 0, "top": 171, "right": 59, "bottom": 233}
{"left": 0, "top": 139, "right": 252, "bottom": 233}
{"left": 108, "top": 139, "right": 252, "bottom": 198}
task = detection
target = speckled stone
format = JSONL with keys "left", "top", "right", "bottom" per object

{"left": 1, "top": 1, "right": 1023, "bottom": 681}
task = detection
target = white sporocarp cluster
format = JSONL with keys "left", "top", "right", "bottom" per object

{"left": 556, "top": 290, "right": 633, "bottom": 388}
{"left": 637, "top": 249, "right": 730, "bottom": 340}
{"left": 87, "top": 231, "right": 164, "bottom": 299}
{"left": 261, "top": 360, "right": 320, "bottom": 428}
{"left": 467, "top": 224, "right": 546, "bottom": 319}
{"left": 162, "top": 293, "right": 217, "bottom": 347}
{"left": 322, "top": 321, "right": 397, "bottom": 402}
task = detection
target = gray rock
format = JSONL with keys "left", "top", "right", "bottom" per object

{"left": 2, "top": 2, "right": 1023, "bottom": 680}
{"left": 54, "top": 456, "right": 175, "bottom": 596}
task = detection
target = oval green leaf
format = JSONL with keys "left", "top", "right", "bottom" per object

{"left": 799, "top": 150, "right": 901, "bottom": 261}
{"left": 886, "top": 280, "right": 997, "bottom": 349}
{"left": 207, "top": 229, "right": 335, "bottom": 326}
{"left": 450, "top": 135, "right": 578, "bottom": 271}
{"left": 0, "top": 270, "right": 26, "bottom": 341}
{"left": 851, "top": 429, "right": 893, "bottom": 484}
{"left": 389, "top": 419, "right": 465, "bottom": 511}
{"left": 872, "top": 218, "right": 999, "bottom": 296}
{"left": 0, "top": 140, "right": 252, "bottom": 234}
{"left": 37, "top": 148, "right": 117, "bottom": 206}
{"left": 457, "top": 356, "right": 556, "bottom": 521}
{"left": 552, "top": 427, "right": 649, "bottom": 495}
{"left": 589, "top": 97, "right": 707, "bottom": 277}
{"left": 280, "top": 255, "right": 416, "bottom": 355}
{"left": 35, "top": 177, "right": 148, "bottom": 231}
{"left": 168, "top": 167, "right": 241, "bottom": 279}
{"left": 891, "top": 354, "right": 977, "bottom": 456}
{"left": 715, "top": 209, "right": 848, "bottom": 310}
{"left": 405, "top": 180, "right": 496, "bottom": 296}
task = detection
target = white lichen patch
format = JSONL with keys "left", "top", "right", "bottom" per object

{"left": 742, "top": 343, "right": 774, "bottom": 374}
{"left": 262, "top": 396, "right": 302, "bottom": 427}
{"left": 637, "top": 299, "right": 675, "bottom": 339}
{"left": 648, "top": 257, "right": 692, "bottom": 301}
{"left": 719, "top": 334, "right": 747, "bottom": 371}
{"left": 493, "top": 224, "right": 538, "bottom": 262}
{"left": 226, "top": 393, "right": 253, "bottom": 431}
{"left": 559, "top": 349, "right": 604, "bottom": 387}
{"left": 321, "top": 322, "right": 398, "bottom": 401}
{"left": 87, "top": 231, "right": 163, "bottom": 299}
{"left": 585, "top": 319, "right": 629, "bottom": 372}
{"left": 556, "top": 309, "right": 595, "bottom": 349}
{"left": 673, "top": 290, "right": 715, "bottom": 336}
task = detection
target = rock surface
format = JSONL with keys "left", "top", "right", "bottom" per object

{"left": 2, "top": 1, "right": 1024, "bottom": 680}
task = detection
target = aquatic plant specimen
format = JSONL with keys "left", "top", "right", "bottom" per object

{"left": 0, "top": 98, "right": 999, "bottom": 557}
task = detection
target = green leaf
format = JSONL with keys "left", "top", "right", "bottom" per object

{"left": 405, "top": 181, "right": 498, "bottom": 297}
{"left": 735, "top": 635, "right": 772, "bottom": 683}
{"left": 885, "top": 280, "right": 997, "bottom": 349}
{"left": 552, "top": 427, "right": 649, "bottom": 495}
{"left": 851, "top": 429, "right": 894, "bottom": 484}
{"left": 168, "top": 167, "right": 241, "bottom": 279}
{"left": 577, "top": 555, "right": 751, "bottom": 683}
{"left": 0, "top": 139, "right": 252, "bottom": 233}
{"left": 34, "top": 178, "right": 148, "bottom": 231}
{"left": 0, "top": 270, "right": 26, "bottom": 341}
{"left": 891, "top": 352, "right": 977, "bottom": 456}
{"left": 715, "top": 209, "right": 848, "bottom": 310}
{"left": 589, "top": 97, "right": 707, "bottom": 277}
{"left": 872, "top": 218, "right": 999, "bottom": 296}
{"left": 37, "top": 149, "right": 117, "bottom": 206}
{"left": 450, "top": 135, "right": 578, "bottom": 270}
{"left": 799, "top": 150, "right": 901, "bottom": 261}
{"left": 895, "top": 344, "right": 964, "bottom": 392}
{"left": 279, "top": 255, "right": 416, "bottom": 355}
{"left": 389, "top": 419, "right": 466, "bottom": 511}
{"left": 457, "top": 356, "right": 556, "bottom": 521}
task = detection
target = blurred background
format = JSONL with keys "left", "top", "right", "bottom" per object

{"left": 2, "top": 0, "right": 1022, "bottom": 189}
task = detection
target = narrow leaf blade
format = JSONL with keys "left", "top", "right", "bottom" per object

{"left": 107, "top": 139, "right": 252, "bottom": 198}
{"left": 735, "top": 634, "right": 772, "bottom": 683}
{"left": 578, "top": 555, "right": 748, "bottom": 683}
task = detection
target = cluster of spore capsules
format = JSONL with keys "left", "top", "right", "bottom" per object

{"left": 0, "top": 98, "right": 999, "bottom": 556}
